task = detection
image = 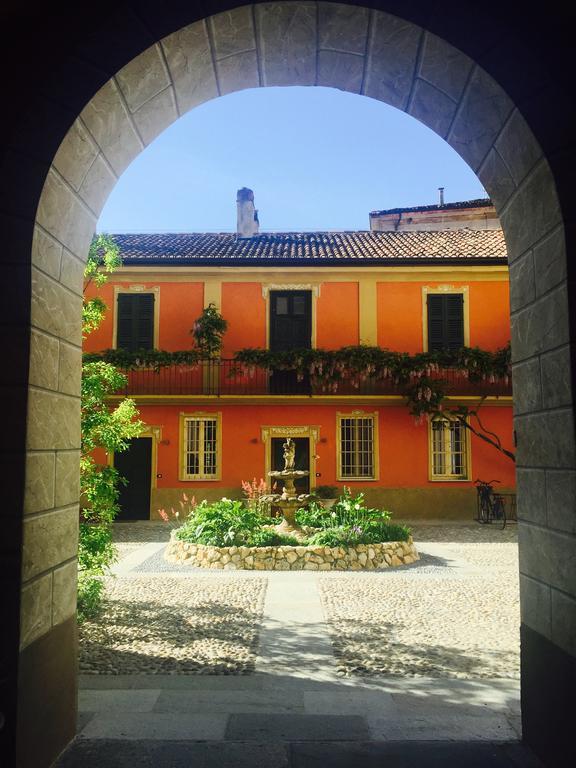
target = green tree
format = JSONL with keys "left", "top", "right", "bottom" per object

{"left": 79, "top": 234, "right": 143, "bottom": 621}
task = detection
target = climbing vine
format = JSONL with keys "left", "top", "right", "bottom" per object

{"left": 191, "top": 303, "right": 228, "bottom": 355}
{"left": 84, "top": 342, "right": 512, "bottom": 458}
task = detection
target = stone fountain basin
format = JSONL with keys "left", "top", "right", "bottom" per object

{"left": 164, "top": 535, "right": 419, "bottom": 571}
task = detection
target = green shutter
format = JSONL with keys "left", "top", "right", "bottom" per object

{"left": 427, "top": 294, "right": 464, "bottom": 351}
{"left": 117, "top": 293, "right": 155, "bottom": 351}
{"left": 445, "top": 294, "right": 464, "bottom": 349}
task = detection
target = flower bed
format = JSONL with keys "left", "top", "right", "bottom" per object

{"left": 164, "top": 536, "right": 419, "bottom": 571}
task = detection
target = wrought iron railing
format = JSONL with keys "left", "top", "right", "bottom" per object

{"left": 113, "top": 359, "right": 512, "bottom": 398}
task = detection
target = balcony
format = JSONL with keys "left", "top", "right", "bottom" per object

{"left": 112, "top": 359, "right": 512, "bottom": 398}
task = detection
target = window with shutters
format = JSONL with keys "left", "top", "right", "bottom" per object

{"left": 426, "top": 292, "right": 465, "bottom": 351}
{"left": 337, "top": 412, "right": 378, "bottom": 480}
{"left": 115, "top": 292, "right": 156, "bottom": 351}
{"left": 180, "top": 413, "right": 221, "bottom": 481}
{"left": 429, "top": 415, "right": 469, "bottom": 480}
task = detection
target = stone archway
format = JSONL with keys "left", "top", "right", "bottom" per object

{"left": 5, "top": 3, "right": 573, "bottom": 767}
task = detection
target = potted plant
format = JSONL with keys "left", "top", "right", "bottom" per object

{"left": 312, "top": 485, "right": 340, "bottom": 510}
{"left": 191, "top": 303, "right": 228, "bottom": 356}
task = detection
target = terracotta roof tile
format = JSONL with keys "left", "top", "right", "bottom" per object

{"left": 111, "top": 230, "right": 507, "bottom": 265}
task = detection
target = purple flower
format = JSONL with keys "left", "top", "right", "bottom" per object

{"left": 352, "top": 526, "right": 363, "bottom": 535}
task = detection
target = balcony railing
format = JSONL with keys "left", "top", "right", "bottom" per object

{"left": 113, "top": 359, "right": 512, "bottom": 398}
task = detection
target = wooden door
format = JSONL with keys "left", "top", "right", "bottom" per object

{"left": 113, "top": 437, "right": 152, "bottom": 520}
{"left": 269, "top": 291, "right": 312, "bottom": 394}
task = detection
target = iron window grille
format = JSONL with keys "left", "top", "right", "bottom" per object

{"left": 338, "top": 415, "right": 376, "bottom": 479}
{"left": 183, "top": 417, "right": 219, "bottom": 480}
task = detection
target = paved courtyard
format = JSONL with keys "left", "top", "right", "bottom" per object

{"left": 81, "top": 521, "right": 519, "bottom": 681}
{"left": 59, "top": 521, "right": 536, "bottom": 766}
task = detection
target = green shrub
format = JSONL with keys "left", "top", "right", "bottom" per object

{"left": 171, "top": 490, "right": 410, "bottom": 551}
{"left": 307, "top": 521, "right": 410, "bottom": 547}
{"left": 296, "top": 487, "right": 391, "bottom": 531}
{"left": 175, "top": 498, "right": 263, "bottom": 546}
{"left": 330, "top": 487, "right": 390, "bottom": 528}
{"left": 360, "top": 521, "right": 411, "bottom": 543}
{"left": 77, "top": 572, "right": 105, "bottom": 623}
{"left": 295, "top": 500, "right": 331, "bottom": 528}
{"left": 306, "top": 527, "right": 357, "bottom": 547}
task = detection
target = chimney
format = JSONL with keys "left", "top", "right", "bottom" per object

{"left": 237, "top": 187, "right": 259, "bottom": 238}
{"left": 438, "top": 187, "right": 445, "bottom": 207}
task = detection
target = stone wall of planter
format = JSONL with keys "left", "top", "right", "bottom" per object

{"left": 164, "top": 535, "right": 419, "bottom": 571}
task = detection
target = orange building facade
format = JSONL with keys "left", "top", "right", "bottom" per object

{"left": 86, "top": 200, "right": 515, "bottom": 521}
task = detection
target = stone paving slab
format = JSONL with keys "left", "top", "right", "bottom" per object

{"left": 79, "top": 713, "right": 228, "bottom": 741}
{"left": 289, "top": 741, "right": 542, "bottom": 768}
{"left": 302, "top": 689, "right": 396, "bottom": 715}
{"left": 56, "top": 739, "right": 543, "bottom": 768}
{"left": 226, "top": 714, "right": 370, "bottom": 742}
{"left": 78, "top": 689, "right": 161, "bottom": 713}
{"left": 153, "top": 690, "right": 305, "bottom": 714}
{"left": 79, "top": 674, "right": 267, "bottom": 690}
{"left": 367, "top": 713, "right": 517, "bottom": 741}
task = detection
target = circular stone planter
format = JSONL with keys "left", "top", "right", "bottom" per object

{"left": 164, "top": 534, "right": 419, "bottom": 571}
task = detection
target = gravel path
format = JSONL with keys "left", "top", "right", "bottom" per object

{"left": 98, "top": 521, "right": 519, "bottom": 680}
{"left": 79, "top": 576, "right": 267, "bottom": 675}
{"left": 319, "top": 527, "right": 519, "bottom": 680}
{"left": 406, "top": 522, "right": 518, "bottom": 544}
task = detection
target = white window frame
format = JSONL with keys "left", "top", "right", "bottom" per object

{"left": 429, "top": 414, "right": 471, "bottom": 481}
{"left": 179, "top": 412, "right": 222, "bottom": 481}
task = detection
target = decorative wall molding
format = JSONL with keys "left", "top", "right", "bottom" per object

{"left": 261, "top": 283, "right": 321, "bottom": 299}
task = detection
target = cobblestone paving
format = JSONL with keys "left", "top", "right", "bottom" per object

{"left": 319, "top": 524, "right": 519, "bottom": 680}
{"left": 406, "top": 521, "right": 518, "bottom": 544}
{"left": 79, "top": 576, "right": 267, "bottom": 675}
{"left": 113, "top": 522, "right": 171, "bottom": 543}
{"left": 102, "top": 521, "right": 519, "bottom": 680}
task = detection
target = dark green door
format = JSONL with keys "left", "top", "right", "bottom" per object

{"left": 114, "top": 437, "right": 152, "bottom": 520}
{"left": 271, "top": 437, "right": 310, "bottom": 493}
{"left": 269, "top": 290, "right": 312, "bottom": 394}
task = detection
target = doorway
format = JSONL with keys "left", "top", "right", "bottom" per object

{"left": 271, "top": 436, "right": 311, "bottom": 493}
{"left": 113, "top": 437, "right": 152, "bottom": 520}
{"left": 269, "top": 290, "right": 312, "bottom": 394}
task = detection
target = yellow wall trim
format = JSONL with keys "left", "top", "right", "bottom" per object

{"left": 359, "top": 280, "right": 377, "bottom": 345}
{"left": 110, "top": 265, "right": 509, "bottom": 282}
{"left": 260, "top": 425, "right": 320, "bottom": 491}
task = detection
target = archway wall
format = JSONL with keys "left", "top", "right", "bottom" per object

{"left": 16, "top": 3, "right": 575, "bottom": 766}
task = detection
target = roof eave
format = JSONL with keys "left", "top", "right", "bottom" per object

{"left": 118, "top": 257, "right": 508, "bottom": 267}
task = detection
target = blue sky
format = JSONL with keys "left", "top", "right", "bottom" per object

{"left": 97, "top": 86, "right": 487, "bottom": 233}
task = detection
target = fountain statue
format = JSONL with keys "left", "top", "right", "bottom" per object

{"left": 265, "top": 437, "right": 311, "bottom": 536}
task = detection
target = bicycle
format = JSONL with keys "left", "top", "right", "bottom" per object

{"left": 474, "top": 479, "right": 507, "bottom": 529}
